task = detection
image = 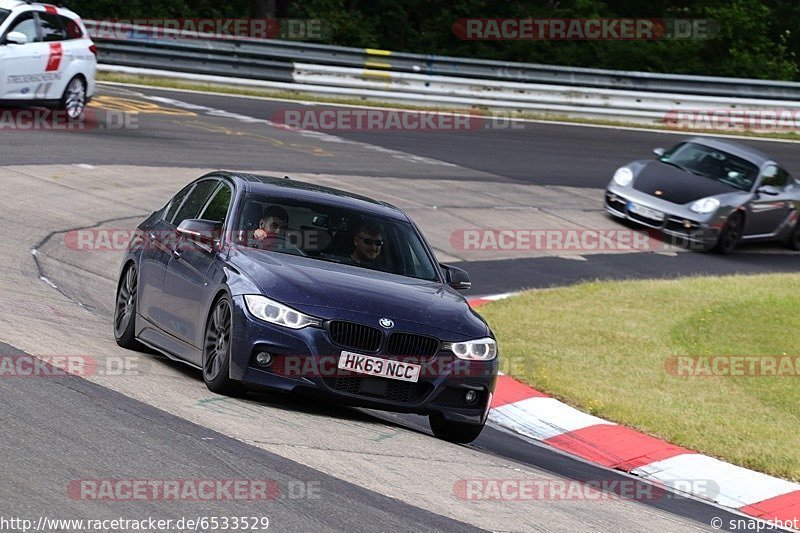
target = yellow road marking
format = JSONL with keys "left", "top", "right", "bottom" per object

{"left": 178, "top": 120, "right": 335, "bottom": 157}
{"left": 89, "top": 96, "right": 197, "bottom": 116}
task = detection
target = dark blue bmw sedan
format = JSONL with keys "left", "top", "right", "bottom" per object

{"left": 114, "top": 172, "right": 498, "bottom": 443}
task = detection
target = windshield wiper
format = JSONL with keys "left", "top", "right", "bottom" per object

{"left": 660, "top": 159, "right": 707, "bottom": 177}
{"left": 660, "top": 159, "right": 691, "bottom": 173}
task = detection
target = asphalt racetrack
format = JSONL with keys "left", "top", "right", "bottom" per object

{"left": 0, "top": 83, "right": 795, "bottom": 531}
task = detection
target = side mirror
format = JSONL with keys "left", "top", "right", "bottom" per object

{"left": 176, "top": 219, "right": 220, "bottom": 249}
{"left": 757, "top": 185, "right": 779, "bottom": 196}
{"left": 5, "top": 31, "right": 28, "bottom": 45}
{"left": 441, "top": 264, "right": 471, "bottom": 291}
{"left": 653, "top": 147, "right": 665, "bottom": 158}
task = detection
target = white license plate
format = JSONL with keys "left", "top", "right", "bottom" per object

{"left": 628, "top": 202, "right": 665, "bottom": 222}
{"left": 338, "top": 351, "right": 421, "bottom": 383}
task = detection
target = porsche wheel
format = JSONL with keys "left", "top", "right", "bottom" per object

{"left": 714, "top": 212, "right": 743, "bottom": 255}
{"left": 787, "top": 221, "right": 800, "bottom": 251}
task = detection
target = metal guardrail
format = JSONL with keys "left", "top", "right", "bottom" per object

{"left": 86, "top": 20, "right": 800, "bottom": 124}
{"left": 85, "top": 20, "right": 800, "bottom": 101}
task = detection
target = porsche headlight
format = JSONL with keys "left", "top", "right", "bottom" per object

{"left": 612, "top": 167, "right": 634, "bottom": 187}
{"left": 446, "top": 338, "right": 497, "bottom": 361}
{"left": 244, "top": 295, "right": 321, "bottom": 329}
{"left": 690, "top": 197, "right": 720, "bottom": 214}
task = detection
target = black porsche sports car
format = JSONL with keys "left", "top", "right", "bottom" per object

{"left": 605, "top": 137, "right": 800, "bottom": 253}
{"left": 113, "top": 172, "right": 498, "bottom": 444}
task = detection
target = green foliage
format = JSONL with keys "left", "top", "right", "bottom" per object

{"left": 704, "top": 0, "right": 797, "bottom": 79}
{"left": 69, "top": 0, "right": 800, "bottom": 80}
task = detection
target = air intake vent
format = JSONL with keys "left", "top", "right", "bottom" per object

{"left": 328, "top": 321, "right": 382, "bottom": 352}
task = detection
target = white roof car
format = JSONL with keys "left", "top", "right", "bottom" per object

{"left": 0, "top": 0, "right": 96, "bottom": 117}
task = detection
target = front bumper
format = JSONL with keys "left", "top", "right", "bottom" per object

{"left": 604, "top": 186, "right": 721, "bottom": 249}
{"left": 228, "top": 296, "right": 498, "bottom": 425}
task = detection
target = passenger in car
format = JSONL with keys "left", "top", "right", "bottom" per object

{"left": 349, "top": 222, "right": 384, "bottom": 266}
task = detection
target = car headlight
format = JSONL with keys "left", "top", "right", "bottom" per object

{"left": 612, "top": 167, "right": 634, "bottom": 187}
{"left": 446, "top": 338, "right": 497, "bottom": 361}
{"left": 690, "top": 197, "right": 720, "bottom": 214}
{"left": 244, "top": 295, "right": 321, "bottom": 329}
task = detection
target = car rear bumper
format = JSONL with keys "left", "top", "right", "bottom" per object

{"left": 228, "top": 296, "right": 498, "bottom": 425}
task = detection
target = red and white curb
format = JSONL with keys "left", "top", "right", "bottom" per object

{"left": 469, "top": 294, "right": 800, "bottom": 527}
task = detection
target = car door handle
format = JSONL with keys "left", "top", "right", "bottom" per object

{"left": 172, "top": 247, "right": 181, "bottom": 258}
{"left": 148, "top": 232, "right": 157, "bottom": 241}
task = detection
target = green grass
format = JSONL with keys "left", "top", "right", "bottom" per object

{"left": 97, "top": 72, "right": 800, "bottom": 141}
{"left": 478, "top": 273, "right": 800, "bottom": 481}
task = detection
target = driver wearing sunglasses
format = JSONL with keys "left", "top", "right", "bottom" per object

{"left": 350, "top": 222, "right": 384, "bottom": 266}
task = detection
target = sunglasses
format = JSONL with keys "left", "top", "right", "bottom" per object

{"left": 357, "top": 235, "right": 384, "bottom": 246}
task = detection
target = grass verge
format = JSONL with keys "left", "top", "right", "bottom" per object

{"left": 478, "top": 273, "right": 800, "bottom": 481}
{"left": 97, "top": 72, "right": 800, "bottom": 142}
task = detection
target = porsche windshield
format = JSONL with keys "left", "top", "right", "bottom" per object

{"left": 660, "top": 142, "right": 759, "bottom": 191}
{"left": 0, "top": 9, "right": 10, "bottom": 26}
{"left": 233, "top": 194, "right": 439, "bottom": 281}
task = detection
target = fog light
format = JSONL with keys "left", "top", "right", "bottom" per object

{"left": 683, "top": 219, "right": 692, "bottom": 229}
{"left": 255, "top": 352, "right": 273, "bottom": 367}
{"left": 609, "top": 194, "right": 618, "bottom": 202}
{"left": 465, "top": 390, "right": 478, "bottom": 405}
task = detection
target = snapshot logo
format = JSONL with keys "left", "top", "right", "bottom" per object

{"left": 665, "top": 109, "right": 800, "bottom": 131}
{"left": 86, "top": 18, "right": 330, "bottom": 41}
{"left": 665, "top": 355, "right": 800, "bottom": 377}
{"left": 0, "top": 355, "right": 138, "bottom": 378}
{"left": 453, "top": 18, "right": 716, "bottom": 40}
{"left": 453, "top": 478, "right": 719, "bottom": 501}
{"left": 0, "top": 109, "right": 138, "bottom": 131}
{"left": 271, "top": 109, "right": 524, "bottom": 132}
{"left": 450, "top": 228, "right": 666, "bottom": 253}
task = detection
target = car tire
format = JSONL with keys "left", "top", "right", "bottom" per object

{"left": 713, "top": 211, "right": 744, "bottom": 255}
{"left": 429, "top": 414, "right": 485, "bottom": 444}
{"left": 202, "top": 295, "right": 239, "bottom": 395}
{"left": 114, "top": 263, "right": 143, "bottom": 350}
{"left": 786, "top": 221, "right": 800, "bottom": 251}
{"left": 60, "top": 76, "right": 87, "bottom": 119}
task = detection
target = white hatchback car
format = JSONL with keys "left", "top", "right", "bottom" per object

{"left": 0, "top": 0, "right": 96, "bottom": 118}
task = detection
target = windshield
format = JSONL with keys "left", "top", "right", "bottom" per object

{"left": 0, "top": 9, "right": 10, "bottom": 27}
{"left": 660, "top": 142, "right": 759, "bottom": 191}
{"left": 232, "top": 194, "right": 439, "bottom": 281}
